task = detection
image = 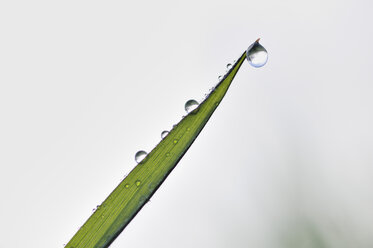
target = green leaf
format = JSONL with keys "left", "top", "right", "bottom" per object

{"left": 65, "top": 51, "right": 247, "bottom": 248}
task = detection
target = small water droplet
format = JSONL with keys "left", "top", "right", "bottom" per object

{"left": 135, "top": 150, "right": 147, "bottom": 163}
{"left": 186, "top": 127, "right": 191, "bottom": 132}
{"left": 226, "top": 63, "right": 232, "bottom": 69}
{"left": 124, "top": 183, "right": 130, "bottom": 188}
{"left": 173, "top": 139, "right": 178, "bottom": 144}
{"left": 185, "top": 99, "right": 199, "bottom": 113}
{"left": 246, "top": 38, "right": 268, "bottom": 68}
{"left": 135, "top": 180, "right": 141, "bottom": 186}
{"left": 218, "top": 75, "right": 223, "bottom": 80}
{"left": 161, "top": 130, "right": 169, "bottom": 139}
{"left": 166, "top": 152, "right": 170, "bottom": 157}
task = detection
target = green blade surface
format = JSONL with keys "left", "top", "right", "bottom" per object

{"left": 66, "top": 51, "right": 247, "bottom": 248}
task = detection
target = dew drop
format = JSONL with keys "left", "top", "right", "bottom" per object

{"left": 226, "top": 63, "right": 232, "bottom": 69}
{"left": 161, "top": 130, "right": 169, "bottom": 139}
{"left": 185, "top": 99, "right": 199, "bottom": 113}
{"left": 165, "top": 152, "right": 170, "bottom": 157}
{"left": 186, "top": 127, "right": 191, "bottom": 132}
{"left": 246, "top": 38, "right": 268, "bottom": 68}
{"left": 218, "top": 75, "right": 223, "bottom": 80}
{"left": 135, "top": 180, "right": 141, "bottom": 186}
{"left": 173, "top": 139, "right": 178, "bottom": 144}
{"left": 124, "top": 183, "right": 130, "bottom": 188}
{"left": 135, "top": 150, "right": 147, "bottom": 163}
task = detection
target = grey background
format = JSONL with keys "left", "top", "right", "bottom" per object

{"left": 1, "top": 0, "right": 373, "bottom": 247}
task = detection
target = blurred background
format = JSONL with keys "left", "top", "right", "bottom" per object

{"left": 1, "top": 0, "right": 373, "bottom": 247}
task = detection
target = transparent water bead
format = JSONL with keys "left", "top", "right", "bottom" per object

{"left": 246, "top": 38, "right": 268, "bottom": 68}
{"left": 184, "top": 99, "right": 199, "bottom": 113}
{"left": 135, "top": 150, "right": 147, "bottom": 163}
{"left": 226, "top": 63, "right": 232, "bottom": 70}
{"left": 161, "top": 130, "right": 169, "bottom": 139}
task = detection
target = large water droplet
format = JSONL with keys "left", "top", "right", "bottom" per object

{"left": 246, "top": 38, "right": 268, "bottom": 68}
{"left": 184, "top": 99, "right": 199, "bottom": 113}
{"left": 161, "top": 130, "right": 169, "bottom": 139}
{"left": 135, "top": 150, "right": 147, "bottom": 163}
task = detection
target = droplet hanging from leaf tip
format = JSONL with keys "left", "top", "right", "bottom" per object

{"left": 246, "top": 38, "right": 268, "bottom": 68}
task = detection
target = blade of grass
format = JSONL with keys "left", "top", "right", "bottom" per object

{"left": 65, "top": 51, "right": 247, "bottom": 248}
